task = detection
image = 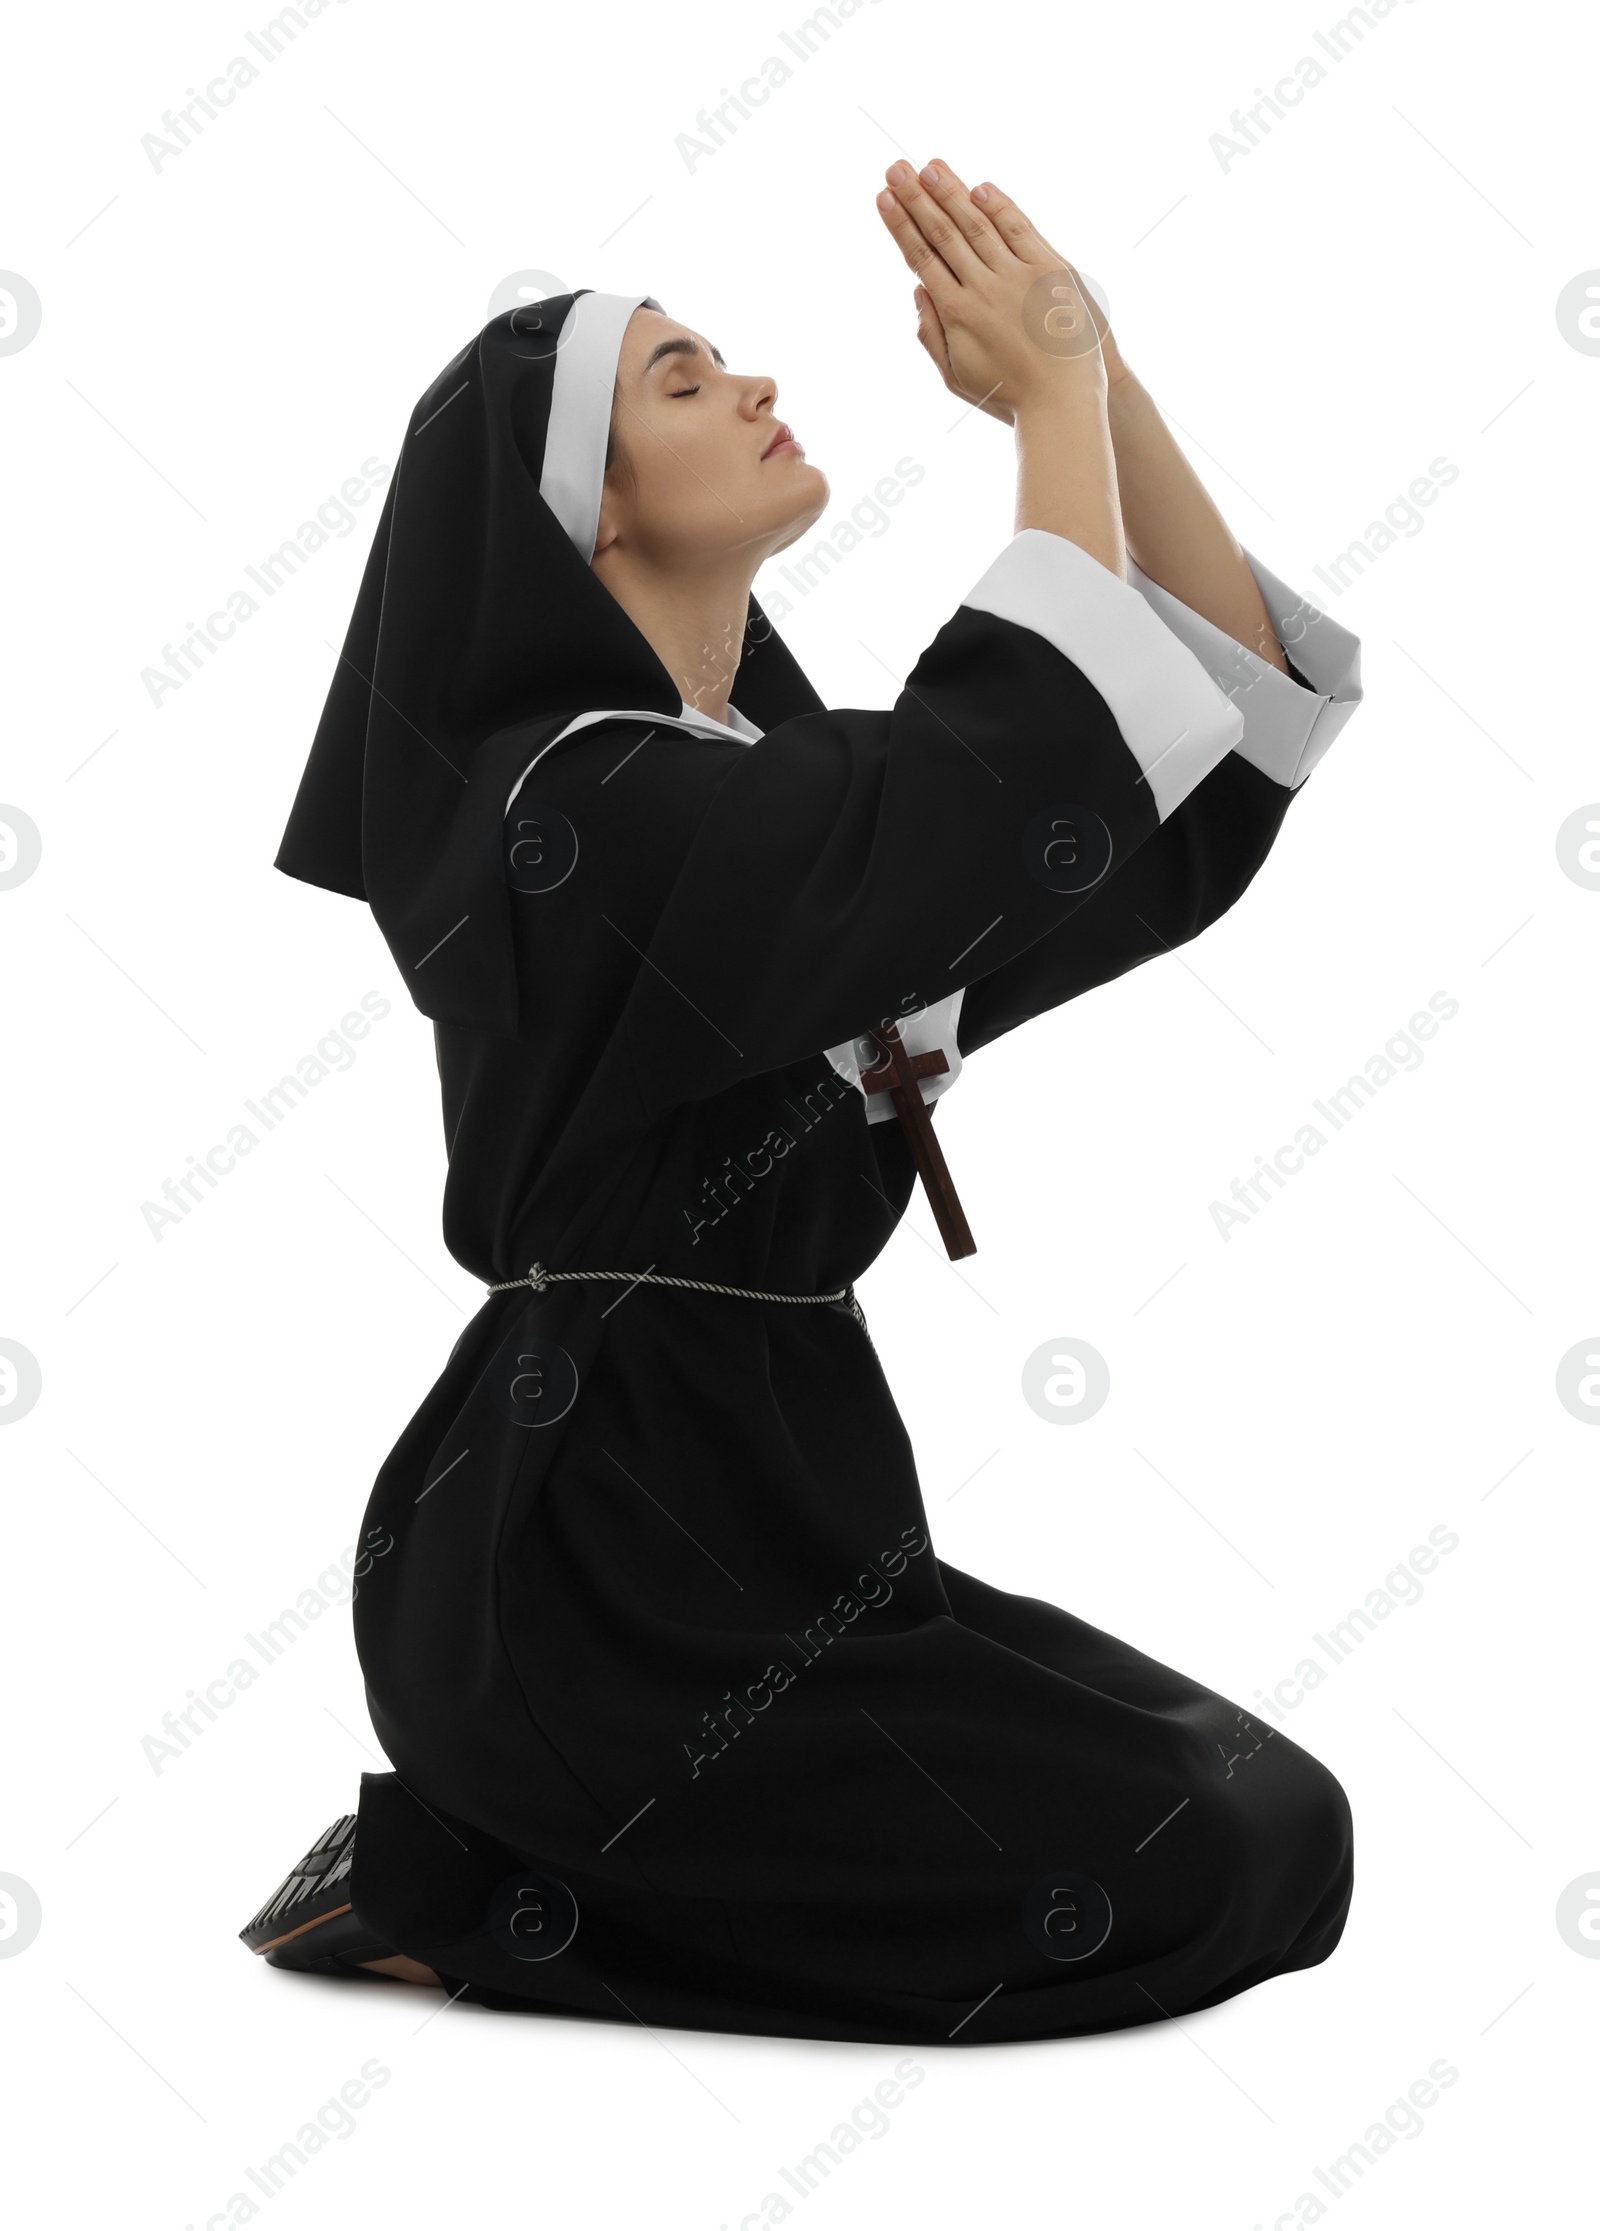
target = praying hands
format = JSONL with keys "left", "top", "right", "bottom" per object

{"left": 878, "top": 156, "right": 1292, "bottom": 676}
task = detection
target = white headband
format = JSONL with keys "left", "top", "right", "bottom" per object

{"left": 538, "top": 290, "right": 661, "bottom": 563}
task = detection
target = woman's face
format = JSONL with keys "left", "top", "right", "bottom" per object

{"left": 595, "top": 308, "right": 829, "bottom": 571}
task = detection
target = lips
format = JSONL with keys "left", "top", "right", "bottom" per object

{"left": 761, "top": 422, "right": 801, "bottom": 460}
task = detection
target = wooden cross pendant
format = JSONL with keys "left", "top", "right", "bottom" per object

{"left": 860, "top": 1023, "right": 977, "bottom": 1261}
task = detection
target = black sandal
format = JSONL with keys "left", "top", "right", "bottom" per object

{"left": 239, "top": 1814, "right": 397, "bottom": 1976}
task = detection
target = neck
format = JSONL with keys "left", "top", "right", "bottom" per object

{"left": 590, "top": 545, "right": 757, "bottom": 725}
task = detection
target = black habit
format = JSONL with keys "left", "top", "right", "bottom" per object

{"left": 270, "top": 288, "right": 1361, "bottom": 2044}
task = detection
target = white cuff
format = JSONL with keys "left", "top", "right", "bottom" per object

{"left": 1128, "top": 550, "right": 1363, "bottom": 790}
{"left": 961, "top": 529, "right": 1244, "bottom": 822}
{"left": 826, "top": 990, "right": 966, "bottom": 1124}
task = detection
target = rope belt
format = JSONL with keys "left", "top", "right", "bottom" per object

{"left": 486, "top": 1261, "right": 870, "bottom": 1336}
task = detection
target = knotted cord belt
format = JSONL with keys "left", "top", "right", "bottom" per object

{"left": 486, "top": 1261, "right": 871, "bottom": 1337}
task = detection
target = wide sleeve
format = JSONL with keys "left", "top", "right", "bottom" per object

{"left": 553, "top": 526, "right": 1260, "bottom": 1121}
{"left": 953, "top": 548, "right": 1363, "bottom": 1057}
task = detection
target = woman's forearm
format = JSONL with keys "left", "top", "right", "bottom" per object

{"left": 1013, "top": 389, "right": 1126, "bottom": 581}
{"left": 1105, "top": 372, "right": 1290, "bottom": 675}
{"left": 870, "top": 148, "right": 1285, "bottom": 670}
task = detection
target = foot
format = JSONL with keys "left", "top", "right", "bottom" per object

{"left": 358, "top": 1953, "right": 444, "bottom": 1986}
{"left": 241, "top": 1816, "right": 443, "bottom": 1985}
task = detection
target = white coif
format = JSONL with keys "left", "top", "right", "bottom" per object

{"left": 538, "top": 289, "right": 663, "bottom": 563}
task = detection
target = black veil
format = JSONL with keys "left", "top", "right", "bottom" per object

{"left": 273, "top": 289, "right": 824, "bottom": 1033}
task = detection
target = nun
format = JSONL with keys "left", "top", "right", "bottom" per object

{"left": 243, "top": 158, "right": 1363, "bottom": 2044}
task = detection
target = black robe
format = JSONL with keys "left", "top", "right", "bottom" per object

{"left": 274, "top": 299, "right": 1356, "bottom": 2045}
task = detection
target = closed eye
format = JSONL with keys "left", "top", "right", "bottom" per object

{"left": 670, "top": 384, "right": 701, "bottom": 397}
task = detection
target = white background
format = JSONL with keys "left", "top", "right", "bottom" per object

{"left": 2, "top": 0, "right": 1595, "bottom": 2224}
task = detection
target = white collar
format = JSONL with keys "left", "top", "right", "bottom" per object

{"left": 676, "top": 697, "right": 764, "bottom": 744}
{"left": 506, "top": 699, "right": 762, "bottom": 812}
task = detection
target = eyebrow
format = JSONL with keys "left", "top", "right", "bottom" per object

{"left": 641, "top": 335, "right": 727, "bottom": 376}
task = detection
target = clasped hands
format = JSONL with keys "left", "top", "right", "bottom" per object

{"left": 875, "top": 156, "right": 1133, "bottom": 425}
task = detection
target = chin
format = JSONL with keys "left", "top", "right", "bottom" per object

{"left": 769, "top": 463, "right": 829, "bottom": 552}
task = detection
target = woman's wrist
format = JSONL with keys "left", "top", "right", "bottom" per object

{"left": 1105, "top": 365, "right": 1151, "bottom": 427}
{"left": 1012, "top": 379, "right": 1112, "bottom": 432}
{"left": 1012, "top": 386, "right": 1124, "bottom": 578}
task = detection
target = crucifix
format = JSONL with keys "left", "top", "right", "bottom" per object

{"left": 859, "top": 1022, "right": 977, "bottom": 1261}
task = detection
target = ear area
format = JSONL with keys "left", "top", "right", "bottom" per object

{"left": 593, "top": 485, "right": 621, "bottom": 559}
{"left": 592, "top": 418, "right": 633, "bottom": 559}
